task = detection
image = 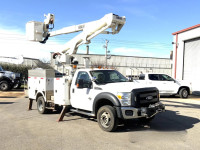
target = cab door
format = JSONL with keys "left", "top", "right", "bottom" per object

{"left": 158, "top": 74, "right": 178, "bottom": 94}
{"left": 147, "top": 74, "right": 162, "bottom": 91}
{"left": 70, "top": 71, "right": 94, "bottom": 111}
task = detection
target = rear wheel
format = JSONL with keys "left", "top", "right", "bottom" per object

{"left": 37, "top": 96, "right": 47, "bottom": 114}
{"left": 179, "top": 88, "right": 188, "bottom": 99}
{"left": 0, "top": 81, "right": 10, "bottom": 91}
{"left": 97, "top": 105, "right": 118, "bottom": 132}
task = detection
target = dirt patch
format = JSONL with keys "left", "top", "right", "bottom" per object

{"left": 0, "top": 89, "right": 25, "bottom": 98}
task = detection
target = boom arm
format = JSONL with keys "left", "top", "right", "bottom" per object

{"left": 26, "top": 13, "right": 126, "bottom": 62}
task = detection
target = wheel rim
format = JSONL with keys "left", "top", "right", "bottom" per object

{"left": 1, "top": 83, "right": 8, "bottom": 90}
{"left": 100, "top": 112, "right": 111, "bottom": 128}
{"left": 38, "top": 99, "right": 44, "bottom": 111}
{"left": 13, "top": 84, "right": 18, "bottom": 88}
{"left": 183, "top": 90, "right": 188, "bottom": 97}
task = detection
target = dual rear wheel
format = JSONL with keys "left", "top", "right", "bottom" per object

{"left": 37, "top": 96, "right": 62, "bottom": 114}
{"left": 37, "top": 96, "right": 47, "bottom": 114}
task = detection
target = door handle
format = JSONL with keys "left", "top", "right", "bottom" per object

{"left": 72, "top": 88, "right": 75, "bottom": 93}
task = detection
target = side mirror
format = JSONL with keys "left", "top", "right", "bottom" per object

{"left": 88, "top": 81, "right": 92, "bottom": 88}
{"left": 77, "top": 79, "right": 84, "bottom": 88}
{"left": 92, "top": 76, "right": 97, "bottom": 82}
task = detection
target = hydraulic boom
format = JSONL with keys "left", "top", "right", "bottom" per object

{"left": 26, "top": 13, "right": 126, "bottom": 63}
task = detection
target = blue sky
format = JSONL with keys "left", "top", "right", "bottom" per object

{"left": 0, "top": 0, "right": 200, "bottom": 60}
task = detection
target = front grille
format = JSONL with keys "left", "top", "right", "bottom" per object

{"left": 131, "top": 87, "right": 159, "bottom": 107}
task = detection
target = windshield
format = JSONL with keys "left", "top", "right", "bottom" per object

{"left": 90, "top": 70, "right": 128, "bottom": 84}
{"left": 0, "top": 66, "right": 3, "bottom": 71}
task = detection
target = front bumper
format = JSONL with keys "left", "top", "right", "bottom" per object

{"left": 120, "top": 102, "right": 165, "bottom": 119}
{"left": 14, "top": 78, "right": 21, "bottom": 85}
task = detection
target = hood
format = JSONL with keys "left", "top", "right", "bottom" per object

{"left": 2, "top": 71, "right": 13, "bottom": 74}
{"left": 97, "top": 82, "right": 154, "bottom": 93}
{"left": 176, "top": 79, "right": 191, "bottom": 87}
{"left": 0, "top": 71, "right": 16, "bottom": 79}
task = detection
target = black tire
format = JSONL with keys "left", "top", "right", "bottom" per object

{"left": 0, "top": 81, "right": 10, "bottom": 91}
{"left": 179, "top": 88, "right": 188, "bottom": 99}
{"left": 97, "top": 105, "right": 118, "bottom": 132}
{"left": 139, "top": 116, "right": 155, "bottom": 124}
{"left": 37, "top": 96, "right": 47, "bottom": 114}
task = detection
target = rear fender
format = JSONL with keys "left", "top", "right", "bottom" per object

{"left": 36, "top": 91, "right": 46, "bottom": 102}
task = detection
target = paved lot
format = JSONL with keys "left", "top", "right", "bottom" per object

{"left": 0, "top": 92, "right": 200, "bottom": 150}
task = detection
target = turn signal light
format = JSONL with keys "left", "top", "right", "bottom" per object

{"left": 73, "top": 65, "right": 77, "bottom": 69}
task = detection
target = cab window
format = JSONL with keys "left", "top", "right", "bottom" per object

{"left": 148, "top": 74, "right": 159, "bottom": 80}
{"left": 75, "top": 71, "right": 91, "bottom": 88}
{"left": 159, "top": 74, "right": 174, "bottom": 81}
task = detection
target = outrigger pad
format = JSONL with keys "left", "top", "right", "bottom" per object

{"left": 57, "top": 106, "right": 69, "bottom": 122}
{"left": 28, "top": 99, "right": 33, "bottom": 111}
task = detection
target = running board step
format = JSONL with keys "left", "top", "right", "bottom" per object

{"left": 70, "top": 108, "right": 95, "bottom": 117}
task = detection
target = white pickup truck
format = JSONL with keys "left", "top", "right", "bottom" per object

{"left": 28, "top": 69, "right": 165, "bottom": 132}
{"left": 134, "top": 73, "right": 192, "bottom": 98}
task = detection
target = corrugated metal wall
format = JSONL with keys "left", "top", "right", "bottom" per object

{"left": 71, "top": 54, "right": 172, "bottom": 76}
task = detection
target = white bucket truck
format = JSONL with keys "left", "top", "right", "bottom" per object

{"left": 27, "top": 13, "right": 165, "bottom": 132}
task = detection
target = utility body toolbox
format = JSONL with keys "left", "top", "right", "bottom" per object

{"left": 28, "top": 69, "right": 55, "bottom": 101}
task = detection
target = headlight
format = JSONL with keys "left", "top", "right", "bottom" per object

{"left": 11, "top": 73, "right": 16, "bottom": 79}
{"left": 117, "top": 92, "right": 131, "bottom": 106}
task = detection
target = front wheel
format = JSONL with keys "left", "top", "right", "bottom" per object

{"left": 179, "top": 88, "right": 188, "bottom": 99}
{"left": 37, "top": 96, "right": 47, "bottom": 114}
{"left": 97, "top": 105, "right": 118, "bottom": 132}
{"left": 0, "top": 81, "right": 10, "bottom": 91}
